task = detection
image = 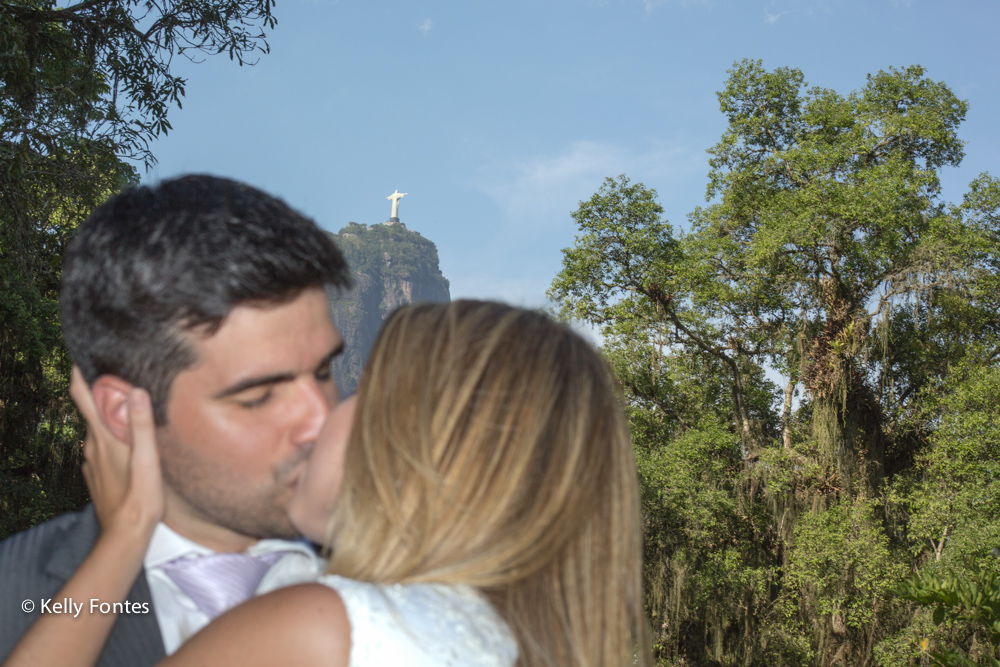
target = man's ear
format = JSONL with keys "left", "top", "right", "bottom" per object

{"left": 90, "top": 375, "right": 137, "bottom": 444}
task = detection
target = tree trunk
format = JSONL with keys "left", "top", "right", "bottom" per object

{"left": 782, "top": 376, "right": 796, "bottom": 450}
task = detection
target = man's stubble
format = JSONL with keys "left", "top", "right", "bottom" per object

{"left": 156, "top": 428, "right": 312, "bottom": 541}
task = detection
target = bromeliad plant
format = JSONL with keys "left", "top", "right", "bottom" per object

{"left": 900, "top": 566, "right": 1000, "bottom": 666}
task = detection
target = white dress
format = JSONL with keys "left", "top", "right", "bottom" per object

{"left": 318, "top": 574, "right": 518, "bottom": 667}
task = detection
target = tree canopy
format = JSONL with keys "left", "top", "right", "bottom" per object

{"left": 551, "top": 60, "right": 1000, "bottom": 665}
{"left": 0, "top": 0, "right": 278, "bottom": 537}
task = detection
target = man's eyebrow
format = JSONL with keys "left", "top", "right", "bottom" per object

{"left": 214, "top": 372, "right": 296, "bottom": 399}
{"left": 316, "top": 342, "right": 345, "bottom": 371}
{"left": 215, "top": 342, "right": 344, "bottom": 399}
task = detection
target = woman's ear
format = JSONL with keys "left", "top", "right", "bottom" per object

{"left": 89, "top": 375, "right": 137, "bottom": 444}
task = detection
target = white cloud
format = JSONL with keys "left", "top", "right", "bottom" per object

{"left": 460, "top": 140, "right": 706, "bottom": 311}
{"left": 449, "top": 273, "right": 550, "bottom": 307}
{"left": 445, "top": 271, "right": 603, "bottom": 345}
{"left": 417, "top": 18, "right": 433, "bottom": 35}
{"left": 475, "top": 140, "right": 702, "bottom": 231}
{"left": 764, "top": 9, "right": 787, "bottom": 23}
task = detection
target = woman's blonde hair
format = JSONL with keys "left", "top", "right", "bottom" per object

{"left": 326, "top": 300, "right": 651, "bottom": 666}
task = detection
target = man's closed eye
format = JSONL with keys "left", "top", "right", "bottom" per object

{"left": 239, "top": 389, "right": 274, "bottom": 408}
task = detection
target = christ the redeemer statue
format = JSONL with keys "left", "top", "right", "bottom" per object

{"left": 387, "top": 189, "right": 407, "bottom": 221}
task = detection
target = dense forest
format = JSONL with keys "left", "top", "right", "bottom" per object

{"left": 550, "top": 60, "right": 1000, "bottom": 666}
{"left": 0, "top": 0, "right": 276, "bottom": 537}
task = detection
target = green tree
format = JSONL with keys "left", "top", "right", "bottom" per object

{"left": 0, "top": 159, "right": 134, "bottom": 538}
{"left": 900, "top": 566, "right": 1000, "bottom": 666}
{"left": 1, "top": 0, "right": 278, "bottom": 538}
{"left": 874, "top": 361, "right": 1000, "bottom": 666}
{"left": 550, "top": 61, "right": 1000, "bottom": 665}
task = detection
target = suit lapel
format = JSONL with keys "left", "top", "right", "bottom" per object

{"left": 43, "top": 504, "right": 99, "bottom": 581}
{"left": 43, "top": 505, "right": 167, "bottom": 667}
{"left": 98, "top": 571, "right": 167, "bottom": 667}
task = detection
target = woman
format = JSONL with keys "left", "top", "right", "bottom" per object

{"left": 5, "top": 301, "right": 651, "bottom": 666}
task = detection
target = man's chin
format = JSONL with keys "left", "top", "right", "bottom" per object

{"left": 160, "top": 464, "right": 304, "bottom": 543}
{"left": 238, "top": 512, "right": 302, "bottom": 541}
{"left": 179, "top": 502, "right": 302, "bottom": 544}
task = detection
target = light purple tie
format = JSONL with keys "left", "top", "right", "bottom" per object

{"left": 161, "top": 551, "right": 286, "bottom": 620}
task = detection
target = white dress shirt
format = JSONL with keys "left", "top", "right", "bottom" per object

{"left": 144, "top": 523, "right": 323, "bottom": 654}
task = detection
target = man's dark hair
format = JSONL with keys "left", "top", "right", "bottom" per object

{"left": 60, "top": 174, "right": 351, "bottom": 424}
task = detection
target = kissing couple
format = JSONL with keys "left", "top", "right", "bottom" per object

{"left": 0, "top": 175, "right": 651, "bottom": 666}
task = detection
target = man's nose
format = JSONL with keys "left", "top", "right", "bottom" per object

{"left": 290, "top": 377, "right": 337, "bottom": 444}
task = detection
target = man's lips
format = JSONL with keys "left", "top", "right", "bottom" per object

{"left": 286, "top": 460, "right": 309, "bottom": 494}
{"left": 280, "top": 450, "right": 311, "bottom": 487}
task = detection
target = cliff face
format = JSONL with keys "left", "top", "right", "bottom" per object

{"left": 329, "top": 221, "right": 451, "bottom": 395}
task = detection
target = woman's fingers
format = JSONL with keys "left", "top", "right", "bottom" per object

{"left": 70, "top": 367, "right": 102, "bottom": 438}
{"left": 71, "top": 367, "right": 100, "bottom": 466}
{"left": 70, "top": 367, "right": 154, "bottom": 527}
{"left": 125, "top": 389, "right": 165, "bottom": 522}
{"left": 127, "top": 389, "right": 155, "bottom": 471}
{"left": 69, "top": 369, "right": 165, "bottom": 528}
{"left": 70, "top": 367, "right": 127, "bottom": 469}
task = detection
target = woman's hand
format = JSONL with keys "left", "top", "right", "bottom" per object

{"left": 3, "top": 373, "right": 167, "bottom": 667}
{"left": 70, "top": 367, "right": 164, "bottom": 536}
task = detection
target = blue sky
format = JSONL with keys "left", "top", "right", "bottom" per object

{"left": 141, "top": 0, "right": 1000, "bottom": 310}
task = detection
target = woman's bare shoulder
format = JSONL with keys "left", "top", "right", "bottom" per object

{"left": 160, "top": 584, "right": 350, "bottom": 667}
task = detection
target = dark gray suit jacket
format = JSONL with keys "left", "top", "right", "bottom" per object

{"left": 0, "top": 505, "right": 166, "bottom": 666}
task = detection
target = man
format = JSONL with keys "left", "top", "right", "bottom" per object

{"left": 0, "top": 175, "right": 351, "bottom": 666}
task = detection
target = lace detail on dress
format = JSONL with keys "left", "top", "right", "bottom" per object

{"left": 318, "top": 574, "right": 517, "bottom": 667}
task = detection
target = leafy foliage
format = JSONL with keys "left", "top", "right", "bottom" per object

{"left": 550, "top": 60, "right": 1000, "bottom": 665}
{"left": 900, "top": 567, "right": 1000, "bottom": 666}
{"left": 0, "top": 155, "right": 135, "bottom": 540}
{"left": 1, "top": 0, "right": 275, "bottom": 168}
{"left": 1, "top": 0, "right": 277, "bottom": 538}
{"left": 336, "top": 221, "right": 450, "bottom": 290}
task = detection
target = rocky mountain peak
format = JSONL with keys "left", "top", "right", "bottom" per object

{"left": 328, "top": 221, "right": 450, "bottom": 395}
